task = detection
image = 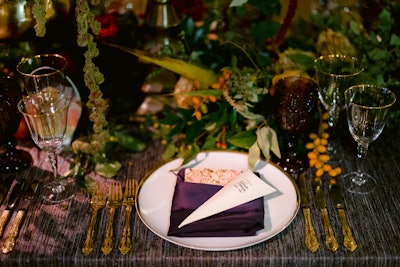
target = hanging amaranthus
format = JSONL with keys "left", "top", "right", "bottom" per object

{"left": 73, "top": 0, "right": 110, "bottom": 156}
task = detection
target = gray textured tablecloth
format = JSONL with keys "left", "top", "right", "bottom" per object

{"left": 0, "top": 129, "right": 399, "bottom": 267}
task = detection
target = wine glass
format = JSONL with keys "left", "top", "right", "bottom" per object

{"left": 343, "top": 84, "right": 396, "bottom": 194}
{"left": 17, "top": 91, "right": 76, "bottom": 203}
{"left": 0, "top": 75, "right": 32, "bottom": 173}
{"left": 314, "top": 54, "right": 364, "bottom": 157}
{"left": 275, "top": 76, "right": 318, "bottom": 175}
{"left": 16, "top": 54, "right": 68, "bottom": 96}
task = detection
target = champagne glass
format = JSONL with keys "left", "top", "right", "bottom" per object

{"left": 343, "top": 84, "right": 396, "bottom": 194}
{"left": 0, "top": 75, "right": 32, "bottom": 173}
{"left": 18, "top": 91, "right": 76, "bottom": 203}
{"left": 314, "top": 54, "right": 364, "bottom": 157}
{"left": 16, "top": 54, "right": 68, "bottom": 96}
{"left": 275, "top": 76, "right": 318, "bottom": 175}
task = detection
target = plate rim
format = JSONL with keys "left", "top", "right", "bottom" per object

{"left": 136, "top": 150, "right": 300, "bottom": 251}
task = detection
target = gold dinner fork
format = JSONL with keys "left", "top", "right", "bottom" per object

{"left": 118, "top": 179, "right": 138, "bottom": 254}
{"left": 82, "top": 183, "right": 107, "bottom": 256}
{"left": 101, "top": 181, "right": 123, "bottom": 255}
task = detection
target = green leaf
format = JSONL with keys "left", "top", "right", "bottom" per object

{"left": 95, "top": 160, "right": 122, "bottom": 178}
{"left": 114, "top": 130, "right": 146, "bottom": 152}
{"left": 229, "top": 0, "right": 248, "bottom": 7}
{"left": 248, "top": 141, "right": 260, "bottom": 171}
{"left": 256, "top": 126, "right": 271, "bottom": 160}
{"left": 390, "top": 34, "right": 400, "bottom": 47}
{"left": 252, "top": 21, "right": 281, "bottom": 47}
{"left": 162, "top": 143, "right": 177, "bottom": 161}
{"left": 288, "top": 53, "right": 315, "bottom": 69}
{"left": 227, "top": 129, "right": 257, "bottom": 149}
{"left": 175, "top": 90, "right": 222, "bottom": 97}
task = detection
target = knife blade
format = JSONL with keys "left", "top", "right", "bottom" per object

{"left": 0, "top": 179, "right": 25, "bottom": 237}
{"left": 329, "top": 180, "right": 357, "bottom": 252}
{"left": 312, "top": 177, "right": 338, "bottom": 252}
{"left": 298, "top": 172, "right": 319, "bottom": 252}
{"left": 0, "top": 176, "right": 14, "bottom": 205}
{"left": 1, "top": 182, "right": 38, "bottom": 254}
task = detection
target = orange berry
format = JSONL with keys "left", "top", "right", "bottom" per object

{"left": 307, "top": 151, "right": 317, "bottom": 159}
{"left": 211, "top": 83, "right": 221, "bottom": 89}
{"left": 321, "top": 132, "right": 329, "bottom": 139}
{"left": 192, "top": 96, "right": 201, "bottom": 105}
{"left": 329, "top": 178, "right": 337, "bottom": 185}
{"left": 322, "top": 164, "right": 332, "bottom": 172}
{"left": 316, "top": 169, "right": 324, "bottom": 177}
{"left": 316, "top": 145, "right": 327, "bottom": 153}
{"left": 313, "top": 138, "right": 321, "bottom": 145}
{"left": 320, "top": 138, "right": 328, "bottom": 145}
{"left": 322, "top": 112, "right": 330, "bottom": 120}
{"left": 321, "top": 122, "right": 329, "bottom": 130}
{"left": 194, "top": 110, "right": 202, "bottom": 120}
{"left": 319, "top": 154, "right": 330, "bottom": 162}
{"left": 305, "top": 142, "right": 314, "bottom": 149}
{"left": 209, "top": 95, "right": 217, "bottom": 102}
{"left": 309, "top": 133, "right": 318, "bottom": 140}
{"left": 309, "top": 158, "right": 318, "bottom": 167}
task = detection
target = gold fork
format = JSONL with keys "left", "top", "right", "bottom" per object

{"left": 118, "top": 179, "right": 138, "bottom": 254}
{"left": 82, "top": 183, "right": 107, "bottom": 256}
{"left": 101, "top": 181, "right": 123, "bottom": 255}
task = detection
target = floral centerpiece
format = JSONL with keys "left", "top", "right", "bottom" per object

{"left": 28, "top": 0, "right": 400, "bottom": 186}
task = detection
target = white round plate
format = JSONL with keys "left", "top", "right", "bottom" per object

{"left": 136, "top": 151, "right": 300, "bottom": 251}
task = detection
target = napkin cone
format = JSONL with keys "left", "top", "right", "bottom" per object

{"left": 178, "top": 169, "right": 276, "bottom": 228}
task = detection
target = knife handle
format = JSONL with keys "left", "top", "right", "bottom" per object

{"left": 2, "top": 210, "right": 25, "bottom": 254}
{"left": 338, "top": 209, "right": 357, "bottom": 252}
{"left": 0, "top": 210, "right": 11, "bottom": 237}
{"left": 321, "top": 208, "right": 338, "bottom": 252}
{"left": 302, "top": 208, "right": 320, "bottom": 252}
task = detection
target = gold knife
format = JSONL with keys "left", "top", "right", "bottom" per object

{"left": 312, "top": 177, "right": 338, "bottom": 252}
{"left": 298, "top": 172, "right": 319, "bottom": 252}
{"left": 329, "top": 179, "right": 357, "bottom": 252}
{"left": 1, "top": 182, "right": 38, "bottom": 254}
{"left": 0, "top": 179, "right": 25, "bottom": 238}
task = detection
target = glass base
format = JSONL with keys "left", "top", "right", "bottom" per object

{"left": 342, "top": 172, "right": 376, "bottom": 194}
{"left": 41, "top": 177, "right": 76, "bottom": 204}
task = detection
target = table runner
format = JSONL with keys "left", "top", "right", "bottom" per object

{"left": 0, "top": 129, "right": 399, "bottom": 266}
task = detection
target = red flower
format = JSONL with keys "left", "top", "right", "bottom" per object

{"left": 95, "top": 13, "right": 119, "bottom": 41}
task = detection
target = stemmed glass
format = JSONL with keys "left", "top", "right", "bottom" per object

{"left": 0, "top": 75, "right": 32, "bottom": 173}
{"left": 343, "top": 84, "right": 396, "bottom": 194}
{"left": 18, "top": 91, "right": 76, "bottom": 203}
{"left": 314, "top": 54, "right": 364, "bottom": 157}
{"left": 16, "top": 54, "right": 68, "bottom": 96}
{"left": 275, "top": 76, "right": 318, "bottom": 175}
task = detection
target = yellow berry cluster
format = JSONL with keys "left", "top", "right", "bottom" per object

{"left": 306, "top": 113, "right": 342, "bottom": 178}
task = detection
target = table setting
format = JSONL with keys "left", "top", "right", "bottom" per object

{"left": 0, "top": 0, "right": 400, "bottom": 266}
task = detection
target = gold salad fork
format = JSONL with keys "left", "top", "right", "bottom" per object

{"left": 101, "top": 181, "right": 123, "bottom": 255}
{"left": 118, "top": 179, "right": 138, "bottom": 254}
{"left": 82, "top": 183, "right": 107, "bottom": 256}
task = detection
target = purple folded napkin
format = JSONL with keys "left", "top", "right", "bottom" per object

{"left": 167, "top": 169, "right": 265, "bottom": 237}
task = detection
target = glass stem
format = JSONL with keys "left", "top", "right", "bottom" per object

{"left": 353, "top": 142, "right": 369, "bottom": 184}
{"left": 47, "top": 150, "right": 65, "bottom": 193}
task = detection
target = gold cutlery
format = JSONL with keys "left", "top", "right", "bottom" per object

{"left": 101, "top": 181, "right": 122, "bottom": 255}
{"left": 118, "top": 179, "right": 137, "bottom": 254}
{"left": 2, "top": 182, "right": 38, "bottom": 254}
{"left": 0, "top": 179, "right": 24, "bottom": 238}
{"left": 329, "top": 180, "right": 357, "bottom": 252}
{"left": 312, "top": 177, "right": 338, "bottom": 252}
{"left": 82, "top": 183, "right": 107, "bottom": 256}
{"left": 298, "top": 173, "right": 319, "bottom": 252}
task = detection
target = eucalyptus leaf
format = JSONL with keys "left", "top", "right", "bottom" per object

{"left": 248, "top": 141, "right": 260, "bottom": 171}
{"left": 256, "top": 126, "right": 271, "bottom": 160}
